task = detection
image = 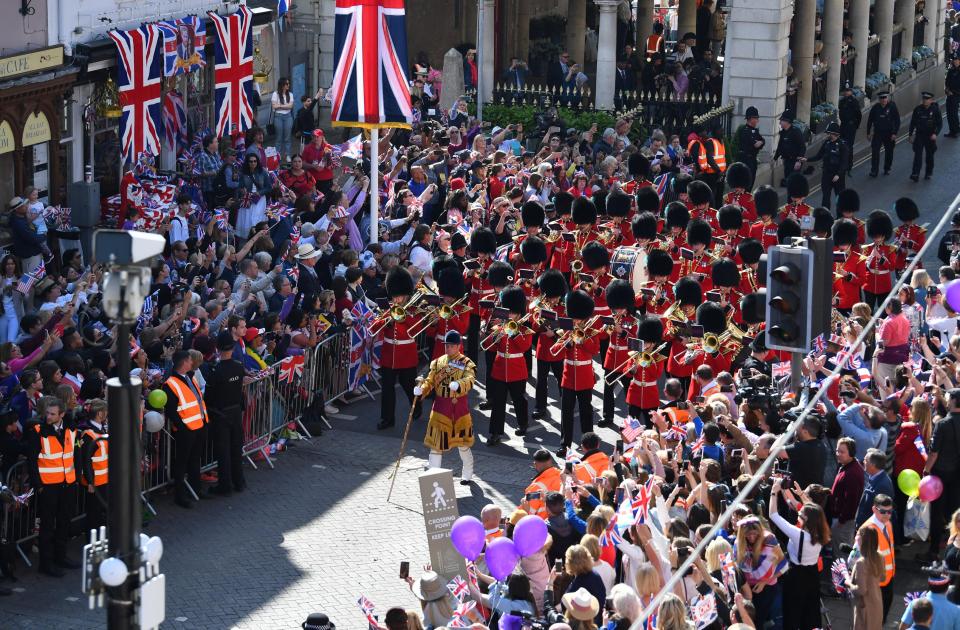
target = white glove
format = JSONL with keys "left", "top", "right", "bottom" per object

{"left": 413, "top": 386, "right": 423, "bottom": 396}
{"left": 449, "top": 381, "right": 460, "bottom": 392}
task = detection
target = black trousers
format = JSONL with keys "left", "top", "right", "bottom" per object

{"left": 466, "top": 313, "right": 481, "bottom": 365}
{"left": 173, "top": 425, "right": 207, "bottom": 501}
{"left": 863, "top": 290, "right": 884, "bottom": 311}
{"left": 912, "top": 136, "right": 937, "bottom": 176}
{"left": 488, "top": 378, "right": 528, "bottom": 436}
{"left": 929, "top": 477, "right": 960, "bottom": 554}
{"left": 381, "top": 366, "right": 418, "bottom": 423}
{"left": 603, "top": 366, "right": 622, "bottom": 421}
{"left": 782, "top": 563, "right": 822, "bottom": 630}
{"left": 737, "top": 154, "right": 758, "bottom": 186}
{"left": 37, "top": 482, "right": 75, "bottom": 566}
{"left": 628, "top": 405, "right": 654, "bottom": 428}
{"left": 947, "top": 94, "right": 959, "bottom": 134}
{"left": 870, "top": 133, "right": 895, "bottom": 174}
{"left": 781, "top": 157, "right": 799, "bottom": 183}
{"left": 820, "top": 172, "right": 844, "bottom": 210}
{"left": 840, "top": 126, "right": 857, "bottom": 172}
{"left": 881, "top": 579, "right": 894, "bottom": 623}
{"left": 212, "top": 408, "right": 246, "bottom": 491}
{"left": 84, "top": 486, "right": 108, "bottom": 535}
{"left": 560, "top": 388, "right": 593, "bottom": 448}
{"left": 535, "top": 358, "right": 563, "bottom": 411}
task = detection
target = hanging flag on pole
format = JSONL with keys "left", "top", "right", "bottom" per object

{"left": 277, "top": 0, "right": 289, "bottom": 31}
{"left": 108, "top": 25, "right": 165, "bottom": 162}
{"left": 208, "top": 5, "right": 256, "bottom": 137}
{"left": 157, "top": 16, "right": 206, "bottom": 76}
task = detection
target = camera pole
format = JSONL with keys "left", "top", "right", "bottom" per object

{"left": 476, "top": 0, "right": 485, "bottom": 123}
{"left": 790, "top": 352, "right": 802, "bottom": 394}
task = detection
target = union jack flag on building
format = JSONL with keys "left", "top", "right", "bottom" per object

{"left": 157, "top": 15, "right": 206, "bottom": 76}
{"left": 330, "top": 0, "right": 414, "bottom": 128}
{"left": 108, "top": 25, "right": 164, "bottom": 162}
{"left": 208, "top": 5, "right": 256, "bottom": 137}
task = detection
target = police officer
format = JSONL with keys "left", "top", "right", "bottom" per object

{"left": 736, "top": 106, "right": 765, "bottom": 184}
{"left": 838, "top": 83, "right": 862, "bottom": 175}
{"left": 909, "top": 91, "right": 943, "bottom": 181}
{"left": 867, "top": 91, "right": 900, "bottom": 177}
{"left": 804, "top": 122, "right": 848, "bottom": 210}
{"left": 205, "top": 331, "right": 247, "bottom": 495}
{"left": 773, "top": 111, "right": 806, "bottom": 187}
{"left": 944, "top": 53, "right": 960, "bottom": 137}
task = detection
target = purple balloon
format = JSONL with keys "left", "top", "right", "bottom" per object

{"left": 450, "top": 516, "right": 485, "bottom": 561}
{"left": 945, "top": 280, "right": 960, "bottom": 313}
{"left": 919, "top": 475, "right": 944, "bottom": 502}
{"left": 485, "top": 537, "right": 520, "bottom": 581}
{"left": 512, "top": 515, "right": 548, "bottom": 557}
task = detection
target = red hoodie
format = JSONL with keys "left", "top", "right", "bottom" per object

{"left": 893, "top": 422, "right": 927, "bottom": 478}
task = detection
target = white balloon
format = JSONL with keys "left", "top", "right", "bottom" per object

{"left": 99, "top": 557, "right": 128, "bottom": 587}
{"left": 145, "top": 536, "right": 164, "bottom": 565}
{"left": 143, "top": 411, "right": 164, "bottom": 433}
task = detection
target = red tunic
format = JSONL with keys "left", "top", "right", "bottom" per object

{"left": 599, "top": 219, "right": 634, "bottom": 250}
{"left": 625, "top": 359, "right": 664, "bottom": 409}
{"left": 379, "top": 318, "right": 418, "bottom": 369}
{"left": 428, "top": 307, "right": 471, "bottom": 359}
{"left": 639, "top": 280, "right": 674, "bottom": 316}
{"left": 489, "top": 325, "right": 534, "bottom": 382}
{"left": 893, "top": 223, "right": 927, "bottom": 272}
{"left": 738, "top": 266, "right": 763, "bottom": 295}
{"left": 676, "top": 252, "right": 713, "bottom": 293}
{"left": 776, "top": 201, "right": 813, "bottom": 223}
{"left": 533, "top": 300, "right": 566, "bottom": 361}
{"left": 466, "top": 257, "right": 495, "bottom": 312}
{"left": 749, "top": 220, "right": 779, "bottom": 251}
{"left": 574, "top": 275, "right": 612, "bottom": 339}
{"left": 603, "top": 315, "right": 638, "bottom": 372}
{"left": 560, "top": 332, "right": 601, "bottom": 391}
{"left": 834, "top": 251, "right": 866, "bottom": 310}
{"left": 723, "top": 190, "right": 757, "bottom": 224}
{"left": 862, "top": 243, "right": 897, "bottom": 295}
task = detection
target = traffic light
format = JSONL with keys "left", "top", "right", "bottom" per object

{"left": 765, "top": 244, "right": 815, "bottom": 352}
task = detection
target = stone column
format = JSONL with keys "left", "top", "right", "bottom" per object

{"left": 924, "top": 0, "right": 942, "bottom": 59}
{"left": 792, "top": 0, "right": 815, "bottom": 122}
{"left": 595, "top": 0, "right": 619, "bottom": 110}
{"left": 636, "top": 0, "right": 655, "bottom": 52}
{"left": 876, "top": 0, "right": 894, "bottom": 76}
{"left": 567, "top": 0, "right": 587, "bottom": 65}
{"left": 678, "top": 0, "right": 697, "bottom": 40}
{"left": 516, "top": 0, "right": 531, "bottom": 64}
{"left": 895, "top": 0, "right": 914, "bottom": 62}
{"left": 822, "top": 0, "right": 843, "bottom": 105}
{"left": 850, "top": 0, "right": 869, "bottom": 87}
{"left": 479, "top": 0, "right": 495, "bottom": 103}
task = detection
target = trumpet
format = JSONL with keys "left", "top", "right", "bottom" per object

{"left": 549, "top": 314, "right": 602, "bottom": 354}
{"left": 480, "top": 314, "right": 533, "bottom": 351}
{"left": 604, "top": 342, "right": 669, "bottom": 384}
{"left": 407, "top": 294, "right": 469, "bottom": 337}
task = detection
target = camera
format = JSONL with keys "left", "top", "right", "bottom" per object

{"left": 735, "top": 373, "right": 778, "bottom": 410}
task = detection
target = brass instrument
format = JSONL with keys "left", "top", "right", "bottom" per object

{"left": 480, "top": 314, "right": 533, "bottom": 351}
{"left": 407, "top": 294, "right": 469, "bottom": 337}
{"left": 549, "top": 314, "right": 602, "bottom": 354}
{"left": 661, "top": 302, "right": 689, "bottom": 325}
{"left": 369, "top": 289, "right": 431, "bottom": 336}
{"left": 604, "top": 342, "right": 669, "bottom": 385}
{"left": 606, "top": 311, "right": 627, "bottom": 335}
{"left": 571, "top": 259, "right": 584, "bottom": 275}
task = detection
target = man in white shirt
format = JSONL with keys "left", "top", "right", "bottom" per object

{"left": 408, "top": 224, "right": 434, "bottom": 276}
{"left": 168, "top": 194, "right": 192, "bottom": 245}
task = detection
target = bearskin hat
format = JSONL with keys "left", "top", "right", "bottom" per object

{"left": 675, "top": 276, "right": 703, "bottom": 306}
{"left": 500, "top": 285, "right": 527, "bottom": 315}
{"left": 581, "top": 241, "right": 610, "bottom": 271}
{"left": 554, "top": 191, "right": 575, "bottom": 216}
{"left": 631, "top": 212, "right": 658, "bottom": 241}
{"left": 647, "top": 248, "right": 674, "bottom": 278}
{"left": 687, "top": 180, "right": 713, "bottom": 207}
{"left": 867, "top": 209, "right": 893, "bottom": 240}
{"left": 628, "top": 153, "right": 650, "bottom": 178}
{"left": 686, "top": 218, "right": 712, "bottom": 247}
{"left": 786, "top": 172, "right": 809, "bottom": 199}
{"left": 592, "top": 190, "right": 608, "bottom": 216}
{"left": 737, "top": 238, "right": 764, "bottom": 265}
{"left": 696, "top": 301, "right": 727, "bottom": 334}
{"left": 813, "top": 206, "right": 834, "bottom": 234}
{"left": 672, "top": 172, "right": 693, "bottom": 196}
{"left": 717, "top": 204, "right": 743, "bottom": 231}
{"left": 605, "top": 279, "right": 636, "bottom": 310}
{"left": 895, "top": 197, "right": 919, "bottom": 222}
{"left": 572, "top": 196, "right": 598, "bottom": 225}
{"left": 385, "top": 267, "right": 414, "bottom": 298}
{"left": 521, "top": 236, "right": 548, "bottom": 265}
{"left": 487, "top": 261, "right": 515, "bottom": 288}
{"left": 711, "top": 258, "right": 740, "bottom": 288}
{"left": 740, "top": 291, "right": 766, "bottom": 325}
{"left": 436, "top": 268, "right": 466, "bottom": 298}
{"left": 833, "top": 218, "right": 859, "bottom": 247}
{"left": 777, "top": 218, "right": 801, "bottom": 244}
{"left": 431, "top": 254, "right": 457, "bottom": 280}
{"left": 606, "top": 191, "right": 632, "bottom": 218}
{"left": 725, "top": 162, "right": 752, "bottom": 190}
{"left": 565, "top": 289, "right": 596, "bottom": 320}
{"left": 470, "top": 226, "right": 497, "bottom": 255}
{"left": 537, "top": 268, "right": 568, "bottom": 298}
{"left": 754, "top": 185, "right": 779, "bottom": 217}
{"left": 665, "top": 201, "right": 690, "bottom": 230}
{"left": 637, "top": 316, "right": 664, "bottom": 343}
{"left": 636, "top": 186, "right": 661, "bottom": 213}
{"left": 521, "top": 200, "right": 546, "bottom": 228}
{"left": 836, "top": 189, "right": 860, "bottom": 214}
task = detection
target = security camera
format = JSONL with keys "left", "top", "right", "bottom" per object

{"left": 94, "top": 229, "right": 166, "bottom": 266}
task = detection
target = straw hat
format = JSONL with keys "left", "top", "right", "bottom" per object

{"left": 561, "top": 588, "right": 599, "bottom": 621}
{"left": 295, "top": 243, "right": 323, "bottom": 260}
{"left": 410, "top": 571, "right": 448, "bottom": 602}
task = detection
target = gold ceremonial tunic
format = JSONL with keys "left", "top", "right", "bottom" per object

{"left": 420, "top": 353, "right": 476, "bottom": 451}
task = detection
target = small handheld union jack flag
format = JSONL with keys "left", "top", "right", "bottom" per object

{"left": 213, "top": 207, "right": 229, "bottom": 230}
{"left": 357, "top": 594, "right": 377, "bottom": 627}
{"left": 290, "top": 225, "right": 301, "bottom": 246}
{"left": 631, "top": 479, "right": 653, "bottom": 525}
{"left": 448, "top": 600, "right": 476, "bottom": 628}
{"left": 278, "top": 355, "right": 304, "bottom": 384}
{"left": 599, "top": 514, "right": 623, "bottom": 547}
{"left": 447, "top": 575, "right": 469, "bottom": 602}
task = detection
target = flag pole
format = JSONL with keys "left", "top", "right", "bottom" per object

{"left": 370, "top": 127, "right": 379, "bottom": 244}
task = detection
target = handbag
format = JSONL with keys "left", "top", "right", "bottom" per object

{"left": 266, "top": 109, "right": 276, "bottom": 136}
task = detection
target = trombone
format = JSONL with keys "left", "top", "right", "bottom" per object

{"left": 368, "top": 289, "right": 430, "bottom": 336}
{"left": 407, "top": 294, "right": 469, "bottom": 337}
{"left": 605, "top": 342, "right": 669, "bottom": 385}
{"left": 549, "top": 314, "right": 602, "bottom": 354}
{"left": 480, "top": 314, "right": 533, "bottom": 351}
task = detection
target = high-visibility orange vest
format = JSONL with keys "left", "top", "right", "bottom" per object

{"left": 574, "top": 451, "right": 610, "bottom": 485}
{"left": 864, "top": 516, "right": 896, "bottom": 586}
{"left": 688, "top": 138, "right": 727, "bottom": 174}
{"left": 525, "top": 467, "right": 562, "bottom": 518}
{"left": 165, "top": 375, "right": 209, "bottom": 430}
{"left": 664, "top": 406, "right": 691, "bottom": 427}
{"left": 34, "top": 424, "right": 76, "bottom": 485}
{"left": 81, "top": 429, "right": 108, "bottom": 487}
{"left": 645, "top": 34, "right": 664, "bottom": 57}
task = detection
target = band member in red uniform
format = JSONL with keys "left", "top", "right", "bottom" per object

{"left": 723, "top": 162, "right": 757, "bottom": 223}
{"left": 689, "top": 302, "right": 736, "bottom": 396}
{"left": 836, "top": 189, "right": 866, "bottom": 246}
{"left": 576, "top": 241, "right": 612, "bottom": 346}
{"left": 622, "top": 153, "right": 653, "bottom": 195}
{"left": 716, "top": 205, "right": 745, "bottom": 258}
{"left": 558, "top": 289, "right": 601, "bottom": 456}
{"left": 567, "top": 196, "right": 602, "bottom": 267}
{"left": 665, "top": 277, "right": 703, "bottom": 391}
{"left": 516, "top": 236, "right": 548, "bottom": 298}
{"left": 862, "top": 210, "right": 897, "bottom": 310}
{"left": 640, "top": 249, "right": 675, "bottom": 316}
{"left": 477, "top": 261, "right": 517, "bottom": 403}
{"left": 464, "top": 227, "right": 498, "bottom": 365}
{"left": 777, "top": 173, "right": 813, "bottom": 223}
{"left": 893, "top": 197, "right": 926, "bottom": 273}
{"left": 427, "top": 256, "right": 471, "bottom": 359}
{"left": 636, "top": 186, "right": 663, "bottom": 229}
{"left": 600, "top": 191, "right": 634, "bottom": 249}
{"left": 687, "top": 180, "right": 717, "bottom": 229}
{"left": 510, "top": 201, "right": 548, "bottom": 264}
{"left": 711, "top": 258, "right": 743, "bottom": 324}
{"left": 664, "top": 201, "right": 690, "bottom": 281}
{"left": 549, "top": 192, "right": 576, "bottom": 276}
{"left": 678, "top": 219, "right": 715, "bottom": 292}
{"left": 625, "top": 316, "right": 666, "bottom": 426}
{"left": 737, "top": 239, "right": 765, "bottom": 294}
{"left": 602, "top": 280, "right": 638, "bottom": 426}
{"left": 532, "top": 269, "right": 569, "bottom": 419}
{"left": 377, "top": 267, "right": 422, "bottom": 430}
{"left": 749, "top": 186, "right": 780, "bottom": 250}
{"left": 832, "top": 218, "right": 866, "bottom": 314}
{"left": 631, "top": 211, "right": 660, "bottom": 253}
{"left": 483, "top": 285, "right": 534, "bottom": 444}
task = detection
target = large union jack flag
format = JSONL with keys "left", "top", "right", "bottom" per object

{"left": 208, "top": 5, "right": 255, "bottom": 138}
{"left": 330, "top": 0, "right": 413, "bottom": 128}
{"left": 108, "top": 25, "right": 164, "bottom": 162}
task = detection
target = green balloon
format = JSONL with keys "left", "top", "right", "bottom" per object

{"left": 897, "top": 469, "right": 921, "bottom": 497}
{"left": 147, "top": 389, "right": 167, "bottom": 409}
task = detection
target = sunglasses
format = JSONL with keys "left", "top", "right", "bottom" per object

{"left": 876, "top": 508, "right": 893, "bottom": 515}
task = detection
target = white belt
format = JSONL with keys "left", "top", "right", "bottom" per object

{"left": 565, "top": 359, "right": 592, "bottom": 366}
{"left": 383, "top": 338, "right": 415, "bottom": 345}
{"left": 632, "top": 380, "right": 658, "bottom": 386}
{"left": 869, "top": 270, "right": 890, "bottom": 275}
{"left": 609, "top": 344, "right": 629, "bottom": 351}
{"left": 498, "top": 352, "right": 524, "bottom": 359}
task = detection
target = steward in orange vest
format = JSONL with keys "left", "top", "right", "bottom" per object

{"left": 78, "top": 398, "right": 110, "bottom": 532}
{"left": 163, "top": 351, "right": 210, "bottom": 508}
{"left": 525, "top": 449, "right": 563, "bottom": 518}
{"left": 27, "top": 396, "right": 79, "bottom": 576}
{"left": 573, "top": 433, "right": 610, "bottom": 485}
{"left": 645, "top": 23, "right": 665, "bottom": 60}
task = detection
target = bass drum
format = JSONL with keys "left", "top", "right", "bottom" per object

{"left": 609, "top": 246, "right": 648, "bottom": 291}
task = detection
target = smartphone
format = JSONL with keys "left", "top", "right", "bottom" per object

{"left": 564, "top": 461, "right": 574, "bottom": 474}
{"left": 885, "top": 377, "right": 892, "bottom": 388}
{"left": 732, "top": 448, "right": 744, "bottom": 458}
{"left": 615, "top": 487, "right": 625, "bottom": 505}
{"left": 399, "top": 561, "right": 410, "bottom": 579}
{"left": 554, "top": 559, "right": 563, "bottom": 572}
{"left": 518, "top": 268, "right": 535, "bottom": 280}
{"left": 833, "top": 250, "right": 847, "bottom": 263}
{"left": 693, "top": 396, "right": 705, "bottom": 404}
{"left": 616, "top": 439, "right": 624, "bottom": 453}
{"left": 54, "top": 323, "right": 65, "bottom": 336}
{"left": 594, "top": 476, "right": 605, "bottom": 486}
{"left": 924, "top": 384, "right": 935, "bottom": 392}
{"left": 525, "top": 491, "right": 543, "bottom": 502}
{"left": 720, "top": 499, "right": 728, "bottom": 513}
{"left": 500, "top": 516, "right": 508, "bottom": 529}
{"left": 605, "top": 596, "right": 615, "bottom": 612}
{"left": 667, "top": 450, "right": 674, "bottom": 461}
{"left": 464, "top": 259, "right": 482, "bottom": 271}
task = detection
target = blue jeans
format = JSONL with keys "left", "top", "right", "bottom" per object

{"left": 273, "top": 113, "right": 293, "bottom": 161}
{"left": 0, "top": 311, "right": 18, "bottom": 344}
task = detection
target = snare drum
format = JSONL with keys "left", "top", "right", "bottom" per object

{"left": 609, "top": 246, "right": 648, "bottom": 291}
